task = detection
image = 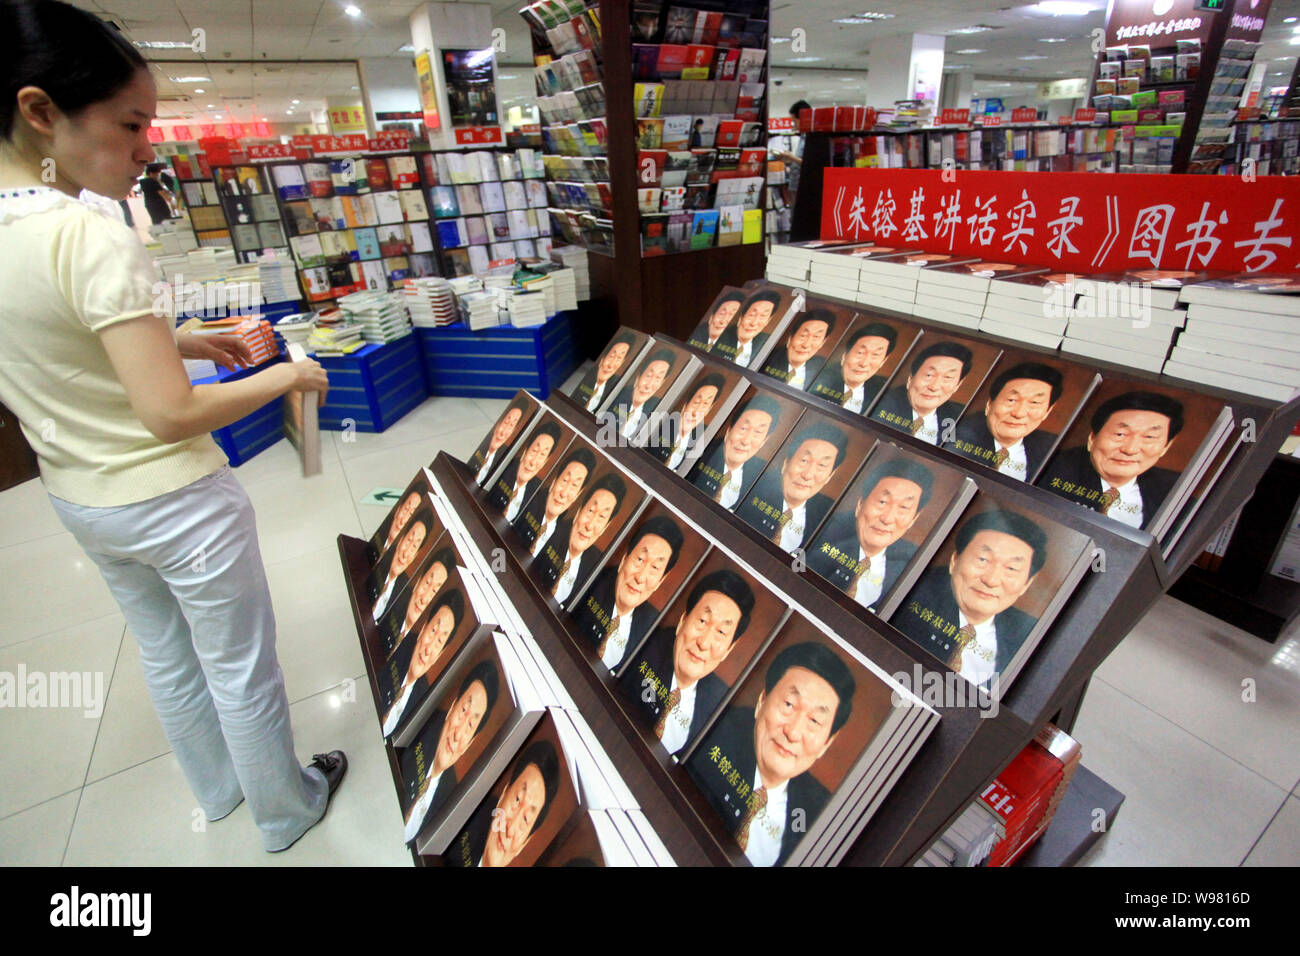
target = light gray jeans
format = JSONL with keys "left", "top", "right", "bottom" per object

{"left": 49, "top": 466, "right": 327, "bottom": 851}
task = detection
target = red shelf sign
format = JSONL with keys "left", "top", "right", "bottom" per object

{"left": 1011, "top": 107, "right": 1038, "bottom": 123}
{"left": 1074, "top": 108, "right": 1098, "bottom": 124}
{"left": 453, "top": 126, "right": 504, "bottom": 145}
{"left": 246, "top": 144, "right": 295, "bottom": 161}
{"left": 939, "top": 108, "right": 970, "bottom": 126}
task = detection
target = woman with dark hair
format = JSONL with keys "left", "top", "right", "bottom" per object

{"left": 0, "top": 0, "right": 345, "bottom": 852}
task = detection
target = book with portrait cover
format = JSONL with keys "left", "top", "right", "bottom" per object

{"left": 465, "top": 391, "right": 543, "bottom": 489}
{"left": 887, "top": 487, "right": 1096, "bottom": 693}
{"left": 378, "top": 563, "right": 488, "bottom": 739}
{"left": 867, "top": 331, "right": 1003, "bottom": 447}
{"left": 805, "top": 312, "right": 923, "bottom": 418}
{"left": 808, "top": 442, "right": 976, "bottom": 618}
{"left": 568, "top": 499, "right": 713, "bottom": 675}
{"left": 709, "top": 282, "right": 804, "bottom": 370}
{"left": 687, "top": 285, "right": 747, "bottom": 353}
{"left": 687, "top": 385, "right": 807, "bottom": 511}
{"left": 444, "top": 709, "right": 586, "bottom": 867}
{"left": 1033, "top": 378, "right": 1234, "bottom": 541}
{"left": 613, "top": 546, "right": 789, "bottom": 756}
{"left": 365, "top": 472, "right": 434, "bottom": 565}
{"left": 643, "top": 362, "right": 746, "bottom": 473}
{"left": 365, "top": 493, "right": 448, "bottom": 619}
{"left": 733, "top": 408, "right": 876, "bottom": 555}
{"left": 508, "top": 432, "right": 601, "bottom": 559}
{"left": 566, "top": 327, "right": 653, "bottom": 416}
{"left": 758, "top": 297, "right": 856, "bottom": 392}
{"left": 374, "top": 530, "right": 467, "bottom": 659}
{"left": 684, "top": 614, "right": 939, "bottom": 866}
{"left": 483, "top": 412, "right": 576, "bottom": 525}
{"left": 528, "top": 454, "right": 649, "bottom": 611}
{"left": 943, "top": 350, "right": 1100, "bottom": 485}
{"left": 397, "top": 630, "right": 547, "bottom": 854}
{"left": 601, "top": 339, "right": 700, "bottom": 446}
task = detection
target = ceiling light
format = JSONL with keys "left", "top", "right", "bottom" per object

{"left": 170, "top": 76, "right": 211, "bottom": 83}
{"left": 287, "top": 110, "right": 294, "bottom": 115}
{"left": 1032, "top": 1, "right": 1094, "bottom": 15}
{"left": 398, "top": 43, "right": 415, "bottom": 53}
{"left": 855, "top": 11, "right": 895, "bottom": 17}
{"left": 787, "top": 56, "right": 823, "bottom": 63}
{"left": 1038, "top": 37, "right": 1069, "bottom": 43}
{"left": 134, "top": 40, "right": 195, "bottom": 49}
{"left": 1019, "top": 54, "right": 1050, "bottom": 59}
{"left": 772, "top": 36, "right": 792, "bottom": 43}
{"left": 193, "top": 88, "right": 205, "bottom": 93}
{"left": 949, "top": 25, "right": 996, "bottom": 34}
{"left": 292, "top": 99, "right": 301, "bottom": 104}
{"left": 344, "top": 4, "right": 361, "bottom": 16}
{"left": 953, "top": 48, "right": 986, "bottom": 54}
{"left": 834, "top": 16, "right": 875, "bottom": 23}
{"left": 214, "top": 114, "right": 223, "bottom": 119}
{"left": 1286, "top": 16, "right": 1297, "bottom": 22}
{"left": 1291, "top": 35, "right": 1300, "bottom": 45}
{"left": 206, "top": 104, "right": 215, "bottom": 108}
{"left": 351, "top": 85, "right": 360, "bottom": 90}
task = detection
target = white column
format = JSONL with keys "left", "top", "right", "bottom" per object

{"left": 358, "top": 57, "right": 422, "bottom": 132}
{"left": 408, "top": 1, "right": 498, "bottom": 150}
{"left": 864, "top": 33, "right": 945, "bottom": 108}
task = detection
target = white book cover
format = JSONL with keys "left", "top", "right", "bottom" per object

{"left": 372, "top": 191, "right": 404, "bottom": 224}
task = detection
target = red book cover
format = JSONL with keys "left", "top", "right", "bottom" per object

{"left": 656, "top": 44, "right": 689, "bottom": 78}
{"left": 171, "top": 157, "right": 194, "bottom": 180}
{"left": 685, "top": 44, "right": 715, "bottom": 70}
{"left": 738, "top": 147, "right": 764, "bottom": 176}
{"left": 715, "top": 119, "right": 743, "bottom": 147}
{"left": 692, "top": 11, "right": 723, "bottom": 45}
{"left": 834, "top": 106, "right": 855, "bottom": 131}
{"left": 811, "top": 107, "right": 836, "bottom": 132}
{"left": 637, "top": 149, "right": 667, "bottom": 187}
{"left": 366, "top": 159, "right": 391, "bottom": 191}
{"left": 713, "top": 46, "right": 741, "bottom": 81}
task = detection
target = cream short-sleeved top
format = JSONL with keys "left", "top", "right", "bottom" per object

{"left": 0, "top": 186, "right": 226, "bottom": 507}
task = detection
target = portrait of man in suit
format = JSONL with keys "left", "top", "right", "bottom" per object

{"left": 809, "top": 322, "right": 899, "bottom": 415}
{"left": 610, "top": 348, "right": 676, "bottom": 441}
{"left": 689, "top": 640, "right": 856, "bottom": 867}
{"left": 735, "top": 420, "right": 850, "bottom": 553}
{"left": 471, "top": 397, "right": 529, "bottom": 486}
{"left": 370, "top": 504, "right": 434, "bottom": 620}
{"left": 807, "top": 458, "right": 935, "bottom": 611}
{"left": 487, "top": 422, "right": 563, "bottom": 522}
{"left": 690, "top": 393, "right": 784, "bottom": 509}
{"left": 618, "top": 569, "right": 756, "bottom": 756}
{"left": 403, "top": 659, "right": 501, "bottom": 844}
{"left": 1040, "top": 391, "right": 1183, "bottom": 530}
{"left": 761, "top": 308, "right": 838, "bottom": 391}
{"left": 871, "top": 340, "right": 974, "bottom": 445}
{"left": 578, "top": 332, "right": 637, "bottom": 413}
{"left": 382, "top": 588, "right": 466, "bottom": 737}
{"left": 513, "top": 447, "right": 596, "bottom": 555}
{"left": 453, "top": 739, "right": 561, "bottom": 867}
{"left": 654, "top": 372, "right": 725, "bottom": 470}
{"left": 894, "top": 509, "right": 1047, "bottom": 689}
{"left": 540, "top": 472, "right": 629, "bottom": 605}
{"left": 689, "top": 290, "right": 746, "bottom": 352}
{"left": 373, "top": 489, "right": 422, "bottom": 562}
{"left": 946, "top": 362, "right": 1064, "bottom": 482}
{"left": 386, "top": 545, "right": 458, "bottom": 653}
{"left": 717, "top": 289, "right": 783, "bottom": 367}
{"left": 571, "top": 515, "right": 685, "bottom": 671}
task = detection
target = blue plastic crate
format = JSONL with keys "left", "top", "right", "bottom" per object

{"left": 415, "top": 311, "right": 578, "bottom": 399}
{"left": 193, "top": 354, "right": 288, "bottom": 466}
{"left": 316, "top": 335, "right": 429, "bottom": 432}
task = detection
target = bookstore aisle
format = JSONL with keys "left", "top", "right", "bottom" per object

{"left": 0, "top": 382, "right": 1294, "bottom": 867}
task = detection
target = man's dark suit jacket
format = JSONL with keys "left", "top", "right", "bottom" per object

{"left": 366, "top": 565, "right": 411, "bottom": 607}
{"left": 485, "top": 456, "right": 542, "bottom": 514}
{"left": 569, "top": 567, "right": 660, "bottom": 672}
{"left": 512, "top": 495, "right": 567, "bottom": 553}
{"left": 649, "top": 413, "right": 704, "bottom": 464}
{"left": 734, "top": 470, "right": 833, "bottom": 550}
{"left": 870, "top": 385, "right": 963, "bottom": 441}
{"left": 688, "top": 707, "right": 830, "bottom": 866}
{"left": 401, "top": 709, "right": 460, "bottom": 811}
{"left": 945, "top": 414, "right": 1057, "bottom": 482}
{"left": 609, "top": 385, "right": 661, "bottom": 430}
{"left": 806, "top": 513, "right": 917, "bottom": 604}
{"left": 806, "top": 366, "right": 889, "bottom": 414}
{"left": 688, "top": 440, "right": 767, "bottom": 504}
{"left": 1038, "top": 445, "right": 1178, "bottom": 529}
{"left": 536, "top": 537, "right": 604, "bottom": 601}
{"left": 892, "top": 565, "right": 1035, "bottom": 683}
{"left": 617, "top": 625, "right": 727, "bottom": 753}
{"left": 447, "top": 798, "right": 493, "bottom": 867}
{"left": 714, "top": 327, "right": 770, "bottom": 366}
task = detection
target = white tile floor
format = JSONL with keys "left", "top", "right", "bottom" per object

{"left": 0, "top": 391, "right": 1296, "bottom": 866}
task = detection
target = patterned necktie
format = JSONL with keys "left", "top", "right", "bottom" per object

{"left": 1099, "top": 486, "right": 1120, "bottom": 514}
{"left": 595, "top": 613, "right": 620, "bottom": 659}
{"left": 772, "top": 509, "right": 792, "bottom": 544}
{"left": 909, "top": 417, "right": 924, "bottom": 436}
{"left": 953, "top": 623, "right": 977, "bottom": 671}
{"left": 737, "top": 786, "right": 768, "bottom": 852}
{"left": 653, "top": 687, "right": 682, "bottom": 740}
{"left": 850, "top": 558, "right": 876, "bottom": 601}
{"left": 991, "top": 447, "right": 1009, "bottom": 469}
{"left": 552, "top": 556, "right": 572, "bottom": 596}
{"left": 714, "top": 471, "right": 735, "bottom": 503}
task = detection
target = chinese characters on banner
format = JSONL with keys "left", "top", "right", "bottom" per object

{"left": 768, "top": 116, "right": 796, "bottom": 133}
{"left": 821, "top": 168, "right": 1300, "bottom": 275}
{"left": 245, "top": 144, "right": 295, "bottom": 161}
{"left": 453, "top": 126, "right": 504, "bottom": 145}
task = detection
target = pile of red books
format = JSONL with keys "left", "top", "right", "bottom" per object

{"left": 980, "top": 723, "right": 1082, "bottom": 866}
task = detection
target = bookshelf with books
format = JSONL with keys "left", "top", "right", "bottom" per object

{"left": 522, "top": 0, "right": 768, "bottom": 342}
{"left": 1218, "top": 118, "right": 1300, "bottom": 177}
{"left": 206, "top": 163, "right": 293, "bottom": 263}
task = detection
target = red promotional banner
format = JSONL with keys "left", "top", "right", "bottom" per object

{"left": 309, "top": 133, "right": 368, "bottom": 154}
{"left": 939, "top": 108, "right": 970, "bottom": 126}
{"left": 172, "top": 124, "right": 192, "bottom": 141}
{"left": 250, "top": 122, "right": 271, "bottom": 138}
{"left": 820, "top": 168, "right": 1300, "bottom": 275}
{"left": 246, "top": 144, "right": 294, "bottom": 161}
{"left": 1074, "top": 108, "right": 1097, "bottom": 124}
{"left": 197, "top": 136, "right": 232, "bottom": 166}
{"left": 453, "top": 126, "right": 504, "bottom": 145}
{"left": 225, "top": 122, "right": 245, "bottom": 139}
{"left": 199, "top": 125, "right": 218, "bottom": 139}
{"left": 1011, "top": 107, "right": 1038, "bottom": 123}
{"left": 982, "top": 115, "right": 1002, "bottom": 128}
{"left": 146, "top": 126, "right": 164, "bottom": 143}
{"left": 291, "top": 134, "right": 314, "bottom": 147}
{"left": 768, "top": 116, "right": 795, "bottom": 133}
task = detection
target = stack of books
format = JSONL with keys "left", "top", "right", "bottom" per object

{"left": 853, "top": 249, "right": 938, "bottom": 313}
{"left": 518, "top": 273, "right": 557, "bottom": 316}
{"left": 257, "top": 255, "right": 299, "bottom": 305}
{"left": 765, "top": 240, "right": 816, "bottom": 285}
{"left": 458, "top": 290, "right": 500, "bottom": 330}
{"left": 1062, "top": 270, "right": 1198, "bottom": 373}
{"left": 448, "top": 275, "right": 485, "bottom": 298}
{"left": 403, "top": 277, "right": 458, "bottom": 328}
{"left": 543, "top": 266, "right": 579, "bottom": 312}
{"left": 505, "top": 289, "right": 548, "bottom": 328}
{"left": 981, "top": 271, "right": 1078, "bottom": 348}
{"left": 550, "top": 244, "right": 590, "bottom": 300}
{"left": 271, "top": 311, "right": 317, "bottom": 348}
{"left": 982, "top": 724, "right": 1081, "bottom": 867}
{"left": 809, "top": 246, "right": 868, "bottom": 299}
{"left": 337, "top": 290, "right": 412, "bottom": 345}
{"left": 1168, "top": 273, "right": 1300, "bottom": 401}
{"left": 914, "top": 801, "right": 1004, "bottom": 867}
{"left": 306, "top": 312, "right": 365, "bottom": 356}
{"left": 231, "top": 316, "right": 279, "bottom": 365}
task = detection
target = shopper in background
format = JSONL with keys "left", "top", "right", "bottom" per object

{"left": 0, "top": 0, "right": 345, "bottom": 853}
{"left": 139, "top": 161, "right": 177, "bottom": 224}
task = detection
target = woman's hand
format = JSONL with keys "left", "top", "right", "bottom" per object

{"left": 177, "top": 332, "right": 254, "bottom": 372}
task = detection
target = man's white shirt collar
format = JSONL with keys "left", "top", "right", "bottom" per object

{"left": 599, "top": 609, "right": 635, "bottom": 670}
{"left": 852, "top": 548, "right": 888, "bottom": 609}
{"left": 659, "top": 672, "right": 697, "bottom": 755}
{"left": 553, "top": 550, "right": 583, "bottom": 604}
{"left": 777, "top": 498, "right": 807, "bottom": 553}
{"left": 718, "top": 462, "right": 745, "bottom": 509}
{"left": 745, "top": 769, "right": 790, "bottom": 867}
{"left": 842, "top": 382, "right": 866, "bottom": 413}
{"left": 955, "top": 610, "right": 1000, "bottom": 688}
{"left": 911, "top": 407, "right": 940, "bottom": 445}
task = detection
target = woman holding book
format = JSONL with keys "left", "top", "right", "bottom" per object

{"left": 0, "top": 0, "right": 345, "bottom": 852}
